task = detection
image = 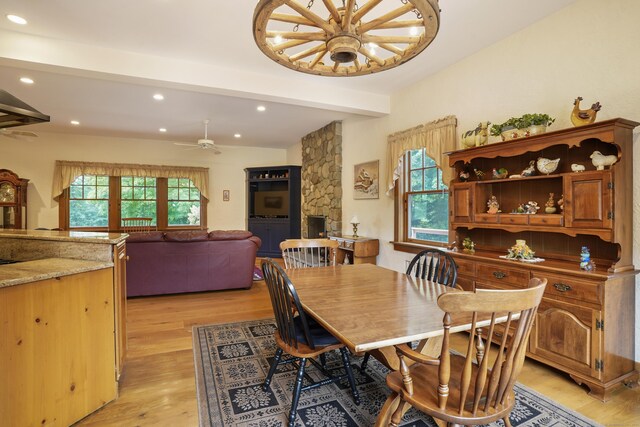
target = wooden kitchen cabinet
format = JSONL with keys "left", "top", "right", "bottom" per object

{"left": 114, "top": 240, "right": 127, "bottom": 379}
{"left": 447, "top": 119, "right": 638, "bottom": 400}
{"left": 0, "top": 268, "right": 118, "bottom": 426}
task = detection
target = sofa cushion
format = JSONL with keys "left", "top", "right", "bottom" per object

{"left": 164, "top": 230, "right": 209, "bottom": 242}
{"left": 209, "top": 230, "right": 253, "bottom": 241}
{"left": 126, "top": 231, "right": 165, "bottom": 242}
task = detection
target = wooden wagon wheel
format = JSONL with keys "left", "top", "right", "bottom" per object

{"left": 253, "top": 0, "right": 440, "bottom": 76}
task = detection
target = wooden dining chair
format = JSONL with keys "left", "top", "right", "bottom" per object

{"left": 121, "top": 217, "right": 154, "bottom": 233}
{"left": 406, "top": 248, "right": 458, "bottom": 287}
{"left": 280, "top": 238, "right": 338, "bottom": 268}
{"left": 261, "top": 258, "right": 360, "bottom": 426}
{"left": 383, "top": 278, "right": 547, "bottom": 427}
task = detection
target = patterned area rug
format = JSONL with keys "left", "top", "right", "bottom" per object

{"left": 193, "top": 318, "right": 601, "bottom": 427}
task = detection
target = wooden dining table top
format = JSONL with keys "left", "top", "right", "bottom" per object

{"left": 286, "top": 263, "right": 466, "bottom": 354}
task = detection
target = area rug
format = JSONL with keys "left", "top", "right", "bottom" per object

{"left": 193, "top": 319, "right": 602, "bottom": 427}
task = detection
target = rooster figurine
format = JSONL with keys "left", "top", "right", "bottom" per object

{"left": 571, "top": 96, "right": 602, "bottom": 127}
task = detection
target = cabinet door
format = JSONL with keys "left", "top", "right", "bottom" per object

{"left": 529, "top": 298, "right": 602, "bottom": 379}
{"left": 451, "top": 183, "right": 473, "bottom": 223}
{"left": 564, "top": 171, "right": 612, "bottom": 229}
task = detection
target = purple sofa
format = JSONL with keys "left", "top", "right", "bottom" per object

{"left": 126, "top": 230, "right": 262, "bottom": 297}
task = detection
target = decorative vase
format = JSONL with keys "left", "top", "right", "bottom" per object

{"left": 501, "top": 128, "right": 519, "bottom": 141}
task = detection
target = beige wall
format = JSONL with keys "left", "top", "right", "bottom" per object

{"left": 340, "top": 0, "right": 640, "bottom": 359}
{"left": 2, "top": 132, "right": 287, "bottom": 230}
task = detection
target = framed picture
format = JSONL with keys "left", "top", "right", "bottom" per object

{"left": 222, "top": 190, "right": 230, "bottom": 201}
{"left": 354, "top": 160, "right": 379, "bottom": 199}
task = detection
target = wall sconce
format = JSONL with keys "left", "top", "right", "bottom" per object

{"left": 350, "top": 215, "right": 359, "bottom": 238}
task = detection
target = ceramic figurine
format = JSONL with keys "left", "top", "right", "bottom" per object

{"left": 590, "top": 151, "right": 617, "bottom": 170}
{"left": 474, "top": 168, "right": 485, "bottom": 180}
{"left": 558, "top": 194, "right": 564, "bottom": 211}
{"left": 571, "top": 163, "right": 585, "bottom": 172}
{"left": 536, "top": 157, "right": 560, "bottom": 175}
{"left": 580, "top": 246, "right": 594, "bottom": 271}
{"left": 462, "top": 237, "right": 475, "bottom": 254}
{"left": 524, "top": 201, "right": 540, "bottom": 214}
{"left": 571, "top": 96, "right": 601, "bottom": 127}
{"left": 461, "top": 121, "right": 490, "bottom": 148}
{"left": 487, "top": 195, "right": 500, "bottom": 214}
{"left": 521, "top": 160, "right": 536, "bottom": 177}
{"left": 506, "top": 239, "right": 535, "bottom": 260}
{"left": 492, "top": 167, "right": 508, "bottom": 179}
{"left": 545, "top": 193, "right": 557, "bottom": 213}
{"left": 514, "top": 204, "right": 525, "bottom": 214}
{"left": 459, "top": 163, "right": 471, "bottom": 182}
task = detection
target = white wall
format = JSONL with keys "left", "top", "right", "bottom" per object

{"left": 2, "top": 132, "right": 287, "bottom": 230}
{"left": 340, "top": 0, "right": 640, "bottom": 359}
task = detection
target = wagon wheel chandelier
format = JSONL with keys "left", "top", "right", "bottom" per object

{"left": 253, "top": 0, "right": 440, "bottom": 77}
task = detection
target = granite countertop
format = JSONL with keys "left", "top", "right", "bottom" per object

{"left": 0, "top": 229, "right": 127, "bottom": 244}
{"left": 0, "top": 258, "right": 114, "bottom": 288}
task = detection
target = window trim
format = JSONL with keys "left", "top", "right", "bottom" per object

{"left": 393, "top": 149, "right": 453, "bottom": 254}
{"left": 59, "top": 176, "right": 207, "bottom": 232}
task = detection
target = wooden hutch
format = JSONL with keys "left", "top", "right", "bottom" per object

{"left": 447, "top": 118, "right": 638, "bottom": 401}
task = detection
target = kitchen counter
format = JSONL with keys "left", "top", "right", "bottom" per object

{"left": 0, "top": 229, "right": 127, "bottom": 244}
{"left": 0, "top": 257, "right": 113, "bottom": 288}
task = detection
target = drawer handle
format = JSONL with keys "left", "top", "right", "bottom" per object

{"left": 493, "top": 271, "right": 506, "bottom": 279}
{"left": 553, "top": 283, "right": 572, "bottom": 292}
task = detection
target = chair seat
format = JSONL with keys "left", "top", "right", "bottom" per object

{"left": 293, "top": 316, "right": 341, "bottom": 347}
{"left": 386, "top": 352, "right": 515, "bottom": 425}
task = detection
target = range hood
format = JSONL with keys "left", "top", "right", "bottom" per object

{"left": 0, "top": 90, "right": 50, "bottom": 129}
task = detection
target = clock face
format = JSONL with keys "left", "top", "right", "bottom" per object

{"left": 0, "top": 182, "right": 16, "bottom": 203}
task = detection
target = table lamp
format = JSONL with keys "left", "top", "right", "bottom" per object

{"left": 350, "top": 215, "right": 359, "bottom": 238}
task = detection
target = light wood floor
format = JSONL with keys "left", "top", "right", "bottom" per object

{"left": 76, "top": 278, "right": 640, "bottom": 426}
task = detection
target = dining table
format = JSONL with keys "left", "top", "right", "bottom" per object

{"left": 285, "top": 262, "right": 518, "bottom": 425}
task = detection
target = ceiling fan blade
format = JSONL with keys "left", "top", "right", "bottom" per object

{"left": 13, "top": 130, "right": 38, "bottom": 137}
{"left": 174, "top": 142, "right": 198, "bottom": 147}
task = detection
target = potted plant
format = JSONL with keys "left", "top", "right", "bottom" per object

{"left": 520, "top": 113, "right": 555, "bottom": 135}
{"left": 490, "top": 117, "right": 520, "bottom": 141}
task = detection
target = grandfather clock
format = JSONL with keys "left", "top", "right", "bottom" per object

{"left": 0, "top": 169, "right": 29, "bottom": 229}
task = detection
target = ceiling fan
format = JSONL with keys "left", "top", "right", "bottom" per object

{"left": 174, "top": 120, "right": 221, "bottom": 154}
{"left": 0, "top": 128, "right": 38, "bottom": 140}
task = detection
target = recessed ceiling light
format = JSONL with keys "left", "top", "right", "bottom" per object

{"left": 153, "top": 93, "right": 164, "bottom": 101}
{"left": 159, "top": 128, "right": 167, "bottom": 133}
{"left": 7, "top": 14, "right": 27, "bottom": 25}
{"left": 19, "top": 77, "right": 34, "bottom": 84}
{"left": 70, "top": 120, "right": 80, "bottom": 125}
{"left": 234, "top": 133, "right": 242, "bottom": 138}
{"left": 257, "top": 105, "right": 266, "bottom": 112}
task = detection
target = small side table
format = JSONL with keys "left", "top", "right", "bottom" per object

{"left": 329, "top": 235, "right": 379, "bottom": 265}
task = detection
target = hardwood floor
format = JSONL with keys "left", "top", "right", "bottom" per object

{"left": 76, "top": 278, "right": 640, "bottom": 426}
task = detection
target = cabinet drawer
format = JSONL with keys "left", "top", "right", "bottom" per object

{"left": 475, "top": 214, "right": 499, "bottom": 224}
{"left": 476, "top": 263, "right": 531, "bottom": 287}
{"left": 542, "top": 273, "right": 601, "bottom": 305}
{"left": 501, "top": 214, "right": 529, "bottom": 225}
{"left": 529, "top": 215, "right": 563, "bottom": 226}
{"left": 454, "top": 258, "right": 476, "bottom": 276}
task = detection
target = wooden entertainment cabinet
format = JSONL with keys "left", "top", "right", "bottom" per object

{"left": 447, "top": 118, "right": 638, "bottom": 400}
{"left": 245, "top": 166, "right": 301, "bottom": 257}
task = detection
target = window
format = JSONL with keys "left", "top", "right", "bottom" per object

{"left": 69, "top": 175, "right": 110, "bottom": 228}
{"left": 168, "top": 178, "right": 201, "bottom": 226}
{"left": 62, "top": 175, "right": 205, "bottom": 231}
{"left": 402, "top": 148, "right": 449, "bottom": 244}
{"left": 121, "top": 177, "right": 157, "bottom": 226}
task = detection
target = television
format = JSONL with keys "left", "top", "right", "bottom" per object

{"left": 253, "top": 191, "right": 289, "bottom": 217}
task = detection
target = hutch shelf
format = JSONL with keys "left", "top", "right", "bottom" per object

{"left": 447, "top": 118, "right": 638, "bottom": 401}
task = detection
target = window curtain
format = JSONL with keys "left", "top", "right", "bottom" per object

{"left": 52, "top": 160, "right": 210, "bottom": 200}
{"left": 386, "top": 115, "right": 457, "bottom": 194}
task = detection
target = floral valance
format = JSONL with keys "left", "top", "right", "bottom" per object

{"left": 52, "top": 160, "right": 210, "bottom": 200}
{"left": 386, "top": 115, "right": 457, "bottom": 194}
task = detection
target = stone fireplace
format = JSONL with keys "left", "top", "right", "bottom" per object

{"left": 307, "top": 215, "right": 326, "bottom": 238}
{"left": 301, "top": 121, "right": 342, "bottom": 237}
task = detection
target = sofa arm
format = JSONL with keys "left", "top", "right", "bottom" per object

{"left": 249, "top": 235, "right": 262, "bottom": 249}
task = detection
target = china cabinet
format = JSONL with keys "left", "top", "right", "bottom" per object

{"left": 447, "top": 118, "right": 638, "bottom": 400}
{"left": 0, "top": 169, "right": 28, "bottom": 229}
